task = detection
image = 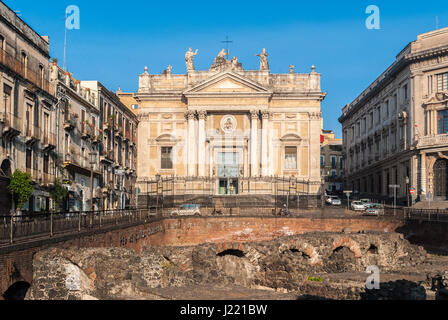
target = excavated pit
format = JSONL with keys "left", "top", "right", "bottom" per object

{"left": 25, "top": 231, "right": 448, "bottom": 300}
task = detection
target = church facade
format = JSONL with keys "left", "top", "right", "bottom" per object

{"left": 131, "top": 49, "right": 326, "bottom": 206}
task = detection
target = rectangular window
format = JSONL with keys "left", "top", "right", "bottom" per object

{"left": 320, "top": 156, "right": 324, "bottom": 167}
{"left": 403, "top": 84, "right": 409, "bottom": 100}
{"left": 385, "top": 100, "right": 389, "bottom": 117}
{"left": 340, "top": 156, "right": 343, "bottom": 169}
{"left": 394, "top": 94, "right": 398, "bottom": 114}
{"left": 43, "top": 154, "right": 49, "bottom": 174}
{"left": 3, "top": 84, "right": 12, "bottom": 115}
{"left": 26, "top": 149, "right": 32, "bottom": 169}
{"left": 331, "top": 155, "right": 337, "bottom": 169}
{"left": 438, "top": 110, "right": 448, "bottom": 134}
{"left": 285, "top": 147, "right": 297, "bottom": 170}
{"left": 161, "top": 147, "right": 173, "bottom": 169}
{"left": 438, "top": 73, "right": 448, "bottom": 92}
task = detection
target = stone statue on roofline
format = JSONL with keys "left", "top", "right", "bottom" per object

{"left": 185, "top": 48, "right": 198, "bottom": 72}
{"left": 163, "top": 65, "right": 172, "bottom": 76}
{"left": 256, "top": 48, "right": 269, "bottom": 71}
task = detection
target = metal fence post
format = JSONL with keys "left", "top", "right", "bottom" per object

{"left": 10, "top": 216, "right": 13, "bottom": 244}
{"left": 99, "top": 210, "right": 102, "bottom": 229}
{"left": 78, "top": 212, "right": 81, "bottom": 232}
{"left": 50, "top": 213, "right": 54, "bottom": 237}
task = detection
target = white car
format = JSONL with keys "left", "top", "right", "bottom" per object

{"left": 170, "top": 204, "right": 201, "bottom": 216}
{"left": 327, "top": 196, "right": 342, "bottom": 206}
{"left": 351, "top": 201, "right": 366, "bottom": 211}
{"left": 360, "top": 199, "right": 371, "bottom": 206}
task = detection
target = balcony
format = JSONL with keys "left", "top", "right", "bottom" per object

{"left": 417, "top": 134, "right": 448, "bottom": 149}
{"left": 0, "top": 49, "right": 51, "bottom": 94}
{"left": 0, "top": 112, "right": 22, "bottom": 138}
{"left": 25, "top": 125, "right": 41, "bottom": 145}
{"left": 92, "top": 130, "right": 103, "bottom": 145}
{"left": 81, "top": 125, "right": 94, "bottom": 140}
{"left": 26, "top": 168, "right": 40, "bottom": 182}
{"left": 64, "top": 113, "right": 78, "bottom": 131}
{"left": 103, "top": 119, "right": 116, "bottom": 132}
{"left": 100, "top": 151, "right": 114, "bottom": 164}
{"left": 42, "top": 173, "right": 55, "bottom": 187}
{"left": 115, "top": 128, "right": 123, "bottom": 139}
{"left": 123, "top": 131, "right": 130, "bottom": 142}
{"left": 42, "top": 133, "right": 56, "bottom": 151}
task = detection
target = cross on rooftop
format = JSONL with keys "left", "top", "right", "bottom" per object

{"left": 221, "top": 36, "right": 233, "bottom": 60}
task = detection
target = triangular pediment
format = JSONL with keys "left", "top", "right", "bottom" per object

{"left": 184, "top": 71, "right": 272, "bottom": 95}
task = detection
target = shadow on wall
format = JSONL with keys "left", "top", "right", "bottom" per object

{"left": 3, "top": 281, "right": 31, "bottom": 301}
{"left": 360, "top": 279, "right": 427, "bottom": 300}
{"left": 395, "top": 221, "right": 448, "bottom": 255}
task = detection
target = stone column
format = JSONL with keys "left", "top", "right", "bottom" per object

{"left": 250, "top": 110, "right": 260, "bottom": 177}
{"left": 269, "top": 113, "right": 275, "bottom": 176}
{"left": 421, "top": 152, "right": 427, "bottom": 198}
{"left": 187, "top": 111, "right": 196, "bottom": 177}
{"left": 261, "top": 111, "right": 270, "bottom": 176}
{"left": 198, "top": 110, "right": 207, "bottom": 177}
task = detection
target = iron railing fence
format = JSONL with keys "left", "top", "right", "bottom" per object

{"left": 403, "top": 208, "right": 448, "bottom": 223}
{"left": 0, "top": 209, "right": 157, "bottom": 246}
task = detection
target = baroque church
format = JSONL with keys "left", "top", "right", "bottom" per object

{"left": 128, "top": 48, "right": 326, "bottom": 206}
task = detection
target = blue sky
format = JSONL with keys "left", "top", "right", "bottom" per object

{"left": 10, "top": 0, "right": 448, "bottom": 138}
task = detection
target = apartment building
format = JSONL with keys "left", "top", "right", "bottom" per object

{"left": 82, "top": 81, "right": 138, "bottom": 210}
{"left": 321, "top": 129, "right": 343, "bottom": 194}
{"left": 339, "top": 27, "right": 448, "bottom": 205}
{"left": 0, "top": 2, "right": 57, "bottom": 213}
{"left": 50, "top": 63, "right": 102, "bottom": 212}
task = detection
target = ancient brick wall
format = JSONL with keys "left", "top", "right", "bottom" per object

{"left": 2, "top": 216, "right": 447, "bottom": 299}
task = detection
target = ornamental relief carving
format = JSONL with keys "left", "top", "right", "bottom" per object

{"left": 221, "top": 115, "right": 237, "bottom": 134}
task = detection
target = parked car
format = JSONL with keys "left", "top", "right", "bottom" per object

{"left": 171, "top": 204, "right": 201, "bottom": 216}
{"left": 351, "top": 201, "right": 366, "bottom": 211}
{"left": 327, "top": 196, "right": 342, "bottom": 206}
{"left": 364, "top": 204, "right": 384, "bottom": 216}
{"left": 360, "top": 199, "right": 371, "bottom": 206}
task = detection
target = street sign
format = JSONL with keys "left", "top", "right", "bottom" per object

{"left": 410, "top": 188, "right": 415, "bottom": 195}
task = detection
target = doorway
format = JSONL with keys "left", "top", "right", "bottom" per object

{"left": 219, "top": 178, "right": 239, "bottom": 195}
{"left": 434, "top": 159, "right": 448, "bottom": 200}
{"left": 217, "top": 152, "right": 239, "bottom": 195}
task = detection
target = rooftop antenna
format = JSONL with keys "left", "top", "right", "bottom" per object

{"left": 14, "top": 10, "right": 22, "bottom": 17}
{"left": 221, "top": 36, "right": 233, "bottom": 60}
{"left": 436, "top": 16, "right": 439, "bottom": 30}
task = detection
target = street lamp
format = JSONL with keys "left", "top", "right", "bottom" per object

{"left": 89, "top": 152, "right": 97, "bottom": 212}
{"left": 406, "top": 176, "right": 410, "bottom": 208}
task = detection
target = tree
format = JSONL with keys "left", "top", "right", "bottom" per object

{"left": 8, "top": 170, "right": 34, "bottom": 213}
{"left": 50, "top": 180, "right": 68, "bottom": 212}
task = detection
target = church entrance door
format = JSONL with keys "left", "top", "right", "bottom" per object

{"left": 218, "top": 152, "right": 239, "bottom": 195}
